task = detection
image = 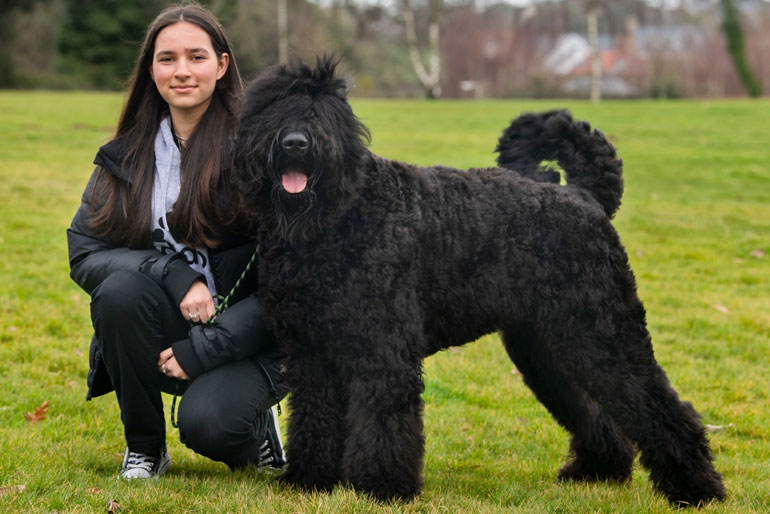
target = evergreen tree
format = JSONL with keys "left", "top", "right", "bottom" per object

{"left": 57, "top": 0, "right": 167, "bottom": 89}
{"left": 720, "top": 0, "right": 761, "bottom": 97}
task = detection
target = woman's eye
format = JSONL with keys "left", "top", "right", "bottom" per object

{"left": 191, "top": 55, "right": 205, "bottom": 61}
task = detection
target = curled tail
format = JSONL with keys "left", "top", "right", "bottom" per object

{"left": 495, "top": 110, "right": 624, "bottom": 218}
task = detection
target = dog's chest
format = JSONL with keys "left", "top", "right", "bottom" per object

{"left": 260, "top": 232, "right": 357, "bottom": 302}
{"left": 259, "top": 219, "right": 413, "bottom": 314}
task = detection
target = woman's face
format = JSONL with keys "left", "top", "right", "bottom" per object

{"left": 151, "top": 21, "right": 229, "bottom": 118}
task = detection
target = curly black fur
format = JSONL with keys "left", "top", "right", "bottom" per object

{"left": 234, "top": 56, "right": 725, "bottom": 506}
{"left": 495, "top": 109, "right": 624, "bottom": 218}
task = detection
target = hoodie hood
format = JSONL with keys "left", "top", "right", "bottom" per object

{"left": 93, "top": 137, "right": 135, "bottom": 183}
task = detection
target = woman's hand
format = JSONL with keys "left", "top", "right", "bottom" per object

{"left": 179, "top": 279, "right": 215, "bottom": 323}
{"left": 158, "top": 347, "right": 190, "bottom": 380}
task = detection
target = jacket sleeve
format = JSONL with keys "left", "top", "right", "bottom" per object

{"left": 67, "top": 167, "right": 204, "bottom": 305}
{"left": 171, "top": 292, "right": 275, "bottom": 379}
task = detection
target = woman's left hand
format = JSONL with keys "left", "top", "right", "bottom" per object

{"left": 158, "top": 348, "right": 190, "bottom": 380}
{"left": 179, "top": 279, "right": 215, "bottom": 324}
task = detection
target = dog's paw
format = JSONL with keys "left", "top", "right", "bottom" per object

{"left": 557, "top": 456, "right": 633, "bottom": 484}
{"left": 349, "top": 477, "right": 422, "bottom": 503}
{"left": 656, "top": 470, "right": 726, "bottom": 508}
{"left": 557, "top": 435, "right": 636, "bottom": 484}
{"left": 278, "top": 468, "right": 337, "bottom": 494}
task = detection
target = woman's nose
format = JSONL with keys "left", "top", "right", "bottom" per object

{"left": 174, "top": 59, "right": 190, "bottom": 78}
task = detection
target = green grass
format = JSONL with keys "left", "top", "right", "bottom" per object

{"left": 1, "top": 91, "right": 768, "bottom": 513}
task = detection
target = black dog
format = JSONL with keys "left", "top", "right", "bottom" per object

{"left": 234, "top": 57, "right": 725, "bottom": 506}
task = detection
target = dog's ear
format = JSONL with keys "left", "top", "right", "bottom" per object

{"left": 334, "top": 75, "right": 354, "bottom": 100}
{"left": 232, "top": 119, "right": 266, "bottom": 196}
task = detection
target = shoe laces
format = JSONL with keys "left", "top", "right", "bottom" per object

{"left": 257, "top": 439, "right": 274, "bottom": 466}
{"left": 125, "top": 451, "right": 157, "bottom": 473}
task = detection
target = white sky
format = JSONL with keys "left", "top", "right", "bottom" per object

{"left": 314, "top": 0, "right": 770, "bottom": 9}
{"left": 315, "top": 0, "right": 722, "bottom": 7}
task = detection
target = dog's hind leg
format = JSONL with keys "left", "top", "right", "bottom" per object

{"left": 339, "top": 356, "right": 426, "bottom": 502}
{"left": 501, "top": 324, "right": 635, "bottom": 483}
{"left": 554, "top": 318, "right": 726, "bottom": 507}
{"left": 280, "top": 353, "right": 347, "bottom": 493}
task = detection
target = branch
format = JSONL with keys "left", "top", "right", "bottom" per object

{"left": 403, "top": 0, "right": 442, "bottom": 98}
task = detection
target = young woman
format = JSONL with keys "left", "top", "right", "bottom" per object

{"left": 67, "top": 3, "right": 287, "bottom": 479}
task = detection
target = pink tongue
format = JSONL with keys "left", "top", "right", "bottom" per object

{"left": 281, "top": 171, "right": 308, "bottom": 193}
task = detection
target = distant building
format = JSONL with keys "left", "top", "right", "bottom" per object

{"left": 543, "top": 32, "right": 639, "bottom": 97}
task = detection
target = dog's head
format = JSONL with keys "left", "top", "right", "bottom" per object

{"left": 234, "top": 55, "right": 370, "bottom": 245}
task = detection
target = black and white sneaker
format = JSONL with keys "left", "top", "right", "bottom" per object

{"left": 119, "top": 447, "right": 171, "bottom": 479}
{"left": 257, "top": 406, "right": 286, "bottom": 469}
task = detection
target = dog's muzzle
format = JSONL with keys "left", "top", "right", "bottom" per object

{"left": 281, "top": 131, "right": 309, "bottom": 156}
{"left": 279, "top": 130, "right": 310, "bottom": 194}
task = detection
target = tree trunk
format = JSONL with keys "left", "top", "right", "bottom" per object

{"left": 403, "top": 0, "right": 442, "bottom": 99}
{"left": 587, "top": 0, "right": 601, "bottom": 103}
{"left": 278, "top": 0, "right": 288, "bottom": 63}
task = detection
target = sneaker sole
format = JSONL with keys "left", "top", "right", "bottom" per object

{"left": 269, "top": 406, "right": 284, "bottom": 455}
{"left": 118, "top": 450, "right": 171, "bottom": 480}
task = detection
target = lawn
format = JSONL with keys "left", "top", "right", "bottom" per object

{"left": 1, "top": 91, "right": 768, "bottom": 513}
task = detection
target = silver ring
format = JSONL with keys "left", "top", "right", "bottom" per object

{"left": 160, "top": 364, "right": 167, "bottom": 375}
{"left": 188, "top": 312, "right": 200, "bottom": 320}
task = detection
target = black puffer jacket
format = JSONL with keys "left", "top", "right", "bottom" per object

{"left": 67, "top": 138, "right": 286, "bottom": 400}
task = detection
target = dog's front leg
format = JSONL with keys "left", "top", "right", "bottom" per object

{"left": 280, "top": 353, "right": 346, "bottom": 493}
{"left": 341, "top": 359, "right": 426, "bottom": 502}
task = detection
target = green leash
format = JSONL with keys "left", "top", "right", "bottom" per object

{"left": 169, "top": 246, "right": 258, "bottom": 428}
{"left": 207, "top": 246, "right": 259, "bottom": 324}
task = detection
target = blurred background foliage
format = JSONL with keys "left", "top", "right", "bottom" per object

{"left": 1, "top": 0, "right": 768, "bottom": 98}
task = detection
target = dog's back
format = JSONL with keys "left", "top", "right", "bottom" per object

{"left": 347, "top": 154, "right": 623, "bottom": 355}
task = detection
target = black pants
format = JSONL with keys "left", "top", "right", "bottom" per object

{"left": 90, "top": 270, "right": 278, "bottom": 469}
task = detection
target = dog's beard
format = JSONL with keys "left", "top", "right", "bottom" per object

{"left": 270, "top": 180, "right": 322, "bottom": 245}
{"left": 264, "top": 136, "right": 328, "bottom": 245}
{"left": 260, "top": 129, "right": 365, "bottom": 246}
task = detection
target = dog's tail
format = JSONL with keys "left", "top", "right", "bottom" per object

{"left": 495, "top": 110, "right": 623, "bottom": 218}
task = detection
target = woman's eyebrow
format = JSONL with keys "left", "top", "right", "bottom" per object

{"left": 154, "top": 48, "right": 211, "bottom": 57}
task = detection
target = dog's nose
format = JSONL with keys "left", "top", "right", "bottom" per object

{"left": 282, "top": 132, "right": 309, "bottom": 154}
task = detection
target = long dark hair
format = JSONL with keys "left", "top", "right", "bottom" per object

{"left": 90, "top": 2, "right": 243, "bottom": 249}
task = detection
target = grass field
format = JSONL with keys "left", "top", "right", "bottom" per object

{"left": 1, "top": 91, "right": 768, "bottom": 513}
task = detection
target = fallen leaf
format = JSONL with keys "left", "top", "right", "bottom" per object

{"left": 511, "top": 368, "right": 521, "bottom": 375}
{"left": 24, "top": 400, "right": 50, "bottom": 424}
{"left": 86, "top": 487, "right": 103, "bottom": 494}
{"left": 635, "top": 249, "right": 643, "bottom": 258}
{"left": 712, "top": 304, "right": 729, "bottom": 314}
{"left": 750, "top": 249, "right": 765, "bottom": 259}
{"left": 107, "top": 499, "right": 121, "bottom": 513}
{"left": 0, "top": 484, "right": 26, "bottom": 495}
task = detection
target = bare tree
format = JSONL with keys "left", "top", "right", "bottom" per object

{"left": 403, "top": 0, "right": 442, "bottom": 99}
{"left": 278, "top": 0, "right": 288, "bottom": 63}
{"left": 587, "top": 0, "right": 601, "bottom": 102}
